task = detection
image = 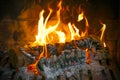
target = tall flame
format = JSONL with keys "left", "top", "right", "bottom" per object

{"left": 35, "top": 9, "right": 53, "bottom": 45}
{"left": 68, "top": 22, "right": 80, "bottom": 40}
{"left": 100, "top": 23, "right": 106, "bottom": 41}
{"left": 32, "top": 0, "right": 90, "bottom": 47}
{"left": 33, "top": 1, "right": 62, "bottom": 46}
{"left": 77, "top": 12, "right": 89, "bottom": 37}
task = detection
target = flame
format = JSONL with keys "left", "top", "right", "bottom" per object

{"left": 84, "top": 17, "right": 89, "bottom": 35}
{"left": 27, "top": 64, "right": 39, "bottom": 74}
{"left": 68, "top": 22, "right": 80, "bottom": 40}
{"left": 103, "top": 42, "right": 106, "bottom": 47}
{"left": 34, "top": 9, "right": 52, "bottom": 45}
{"left": 32, "top": 0, "right": 89, "bottom": 47}
{"left": 33, "top": 4, "right": 61, "bottom": 46}
{"left": 27, "top": 47, "right": 46, "bottom": 75}
{"left": 77, "top": 11, "right": 89, "bottom": 37}
{"left": 55, "top": 31, "right": 66, "bottom": 43}
{"left": 86, "top": 48, "right": 91, "bottom": 64}
{"left": 100, "top": 23, "right": 106, "bottom": 41}
{"left": 77, "top": 11, "right": 84, "bottom": 22}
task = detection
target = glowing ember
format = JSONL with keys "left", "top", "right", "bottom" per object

{"left": 27, "top": 47, "right": 45, "bottom": 75}
{"left": 27, "top": 64, "right": 39, "bottom": 75}
{"left": 86, "top": 48, "right": 91, "bottom": 64}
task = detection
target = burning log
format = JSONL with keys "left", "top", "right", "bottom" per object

{"left": 47, "top": 44, "right": 58, "bottom": 56}
{"left": 0, "top": 35, "right": 115, "bottom": 80}
{"left": 12, "top": 35, "right": 113, "bottom": 80}
{"left": 1, "top": 1, "right": 112, "bottom": 79}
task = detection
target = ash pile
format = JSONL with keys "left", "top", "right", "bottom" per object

{"left": 17, "top": 35, "right": 114, "bottom": 80}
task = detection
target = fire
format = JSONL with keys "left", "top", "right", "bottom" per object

{"left": 34, "top": 8, "right": 57, "bottom": 46}
{"left": 29, "top": 0, "right": 88, "bottom": 72}
{"left": 103, "top": 42, "right": 106, "bottom": 47}
{"left": 27, "top": 47, "right": 45, "bottom": 75}
{"left": 68, "top": 22, "right": 80, "bottom": 40}
{"left": 55, "top": 31, "right": 66, "bottom": 43}
{"left": 100, "top": 23, "right": 106, "bottom": 41}
{"left": 86, "top": 48, "right": 91, "bottom": 64}
{"left": 77, "top": 11, "right": 84, "bottom": 22}
{"left": 67, "top": 11, "right": 89, "bottom": 41}
{"left": 33, "top": 0, "right": 62, "bottom": 46}
{"left": 29, "top": 0, "right": 63, "bottom": 74}
{"left": 32, "top": 1, "right": 88, "bottom": 47}
{"left": 27, "top": 0, "right": 107, "bottom": 75}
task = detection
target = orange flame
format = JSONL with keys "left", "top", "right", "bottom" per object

{"left": 68, "top": 22, "right": 80, "bottom": 40}
{"left": 27, "top": 47, "right": 46, "bottom": 75}
{"left": 86, "top": 48, "right": 91, "bottom": 64}
{"left": 32, "top": 3, "right": 88, "bottom": 47}
{"left": 84, "top": 17, "right": 89, "bottom": 35}
{"left": 28, "top": 0, "right": 63, "bottom": 74}
{"left": 100, "top": 23, "right": 106, "bottom": 41}
{"left": 32, "top": 0, "right": 63, "bottom": 46}
{"left": 55, "top": 31, "right": 66, "bottom": 43}
{"left": 77, "top": 11, "right": 84, "bottom": 22}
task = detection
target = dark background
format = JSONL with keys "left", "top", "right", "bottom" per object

{"left": 0, "top": 0, "right": 119, "bottom": 20}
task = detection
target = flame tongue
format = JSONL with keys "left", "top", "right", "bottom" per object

{"left": 77, "top": 11, "right": 84, "bottom": 22}
{"left": 34, "top": 9, "right": 57, "bottom": 46}
{"left": 68, "top": 22, "right": 80, "bottom": 40}
{"left": 33, "top": 1, "right": 63, "bottom": 46}
{"left": 100, "top": 23, "right": 106, "bottom": 41}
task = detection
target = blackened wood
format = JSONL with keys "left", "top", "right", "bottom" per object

{"left": 109, "top": 69, "right": 116, "bottom": 80}
{"left": 101, "top": 69, "right": 108, "bottom": 80}
{"left": 88, "top": 70, "right": 92, "bottom": 80}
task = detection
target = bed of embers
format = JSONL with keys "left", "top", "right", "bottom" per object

{"left": 0, "top": 35, "right": 119, "bottom": 80}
